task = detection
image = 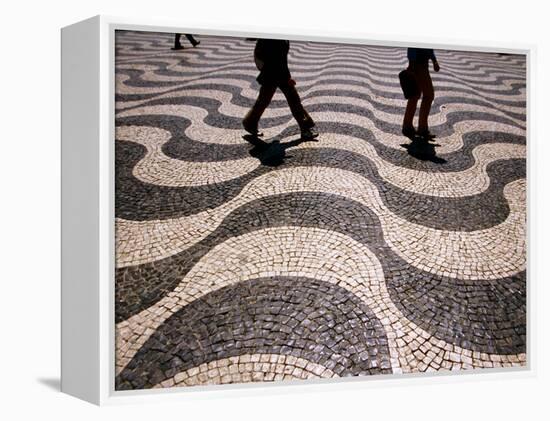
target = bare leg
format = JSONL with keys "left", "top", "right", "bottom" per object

{"left": 417, "top": 69, "right": 434, "bottom": 132}
{"left": 403, "top": 96, "right": 419, "bottom": 130}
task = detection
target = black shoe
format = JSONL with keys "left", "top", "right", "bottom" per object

{"left": 402, "top": 126, "right": 416, "bottom": 138}
{"left": 301, "top": 118, "right": 315, "bottom": 130}
{"left": 171, "top": 44, "right": 184, "bottom": 50}
{"left": 417, "top": 128, "right": 436, "bottom": 139}
{"left": 243, "top": 120, "right": 262, "bottom": 136}
{"left": 301, "top": 128, "right": 319, "bottom": 141}
{"left": 192, "top": 40, "right": 200, "bottom": 47}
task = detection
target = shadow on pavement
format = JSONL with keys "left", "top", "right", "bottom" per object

{"left": 243, "top": 134, "right": 317, "bottom": 167}
{"left": 401, "top": 135, "right": 447, "bottom": 164}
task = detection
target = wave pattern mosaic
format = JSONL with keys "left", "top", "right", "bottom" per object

{"left": 114, "top": 30, "right": 527, "bottom": 391}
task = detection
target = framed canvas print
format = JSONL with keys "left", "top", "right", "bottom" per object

{"left": 61, "top": 15, "right": 529, "bottom": 405}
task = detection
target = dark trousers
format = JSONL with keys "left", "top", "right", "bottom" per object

{"left": 243, "top": 81, "right": 314, "bottom": 131}
{"left": 403, "top": 64, "right": 434, "bottom": 131}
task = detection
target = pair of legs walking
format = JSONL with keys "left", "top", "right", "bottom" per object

{"left": 402, "top": 64, "right": 434, "bottom": 137}
{"left": 243, "top": 81, "right": 317, "bottom": 140}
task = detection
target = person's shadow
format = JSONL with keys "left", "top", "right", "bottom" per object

{"left": 401, "top": 135, "right": 446, "bottom": 164}
{"left": 243, "top": 134, "right": 316, "bottom": 166}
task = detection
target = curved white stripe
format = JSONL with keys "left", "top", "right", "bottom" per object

{"left": 117, "top": 102, "right": 525, "bottom": 156}
{"left": 116, "top": 68, "right": 527, "bottom": 106}
{"left": 116, "top": 167, "right": 526, "bottom": 279}
{"left": 115, "top": 85, "right": 525, "bottom": 132}
{"left": 295, "top": 134, "right": 526, "bottom": 197}
{"left": 117, "top": 126, "right": 259, "bottom": 186}
{"left": 167, "top": 47, "right": 524, "bottom": 78}
{"left": 152, "top": 353, "right": 337, "bottom": 388}
{"left": 116, "top": 35, "right": 525, "bottom": 72}
{"left": 123, "top": 62, "right": 525, "bottom": 99}
{"left": 117, "top": 227, "right": 526, "bottom": 374}
{"left": 117, "top": 116, "right": 525, "bottom": 194}
{"left": 116, "top": 47, "right": 525, "bottom": 86}
{"left": 117, "top": 51, "right": 524, "bottom": 88}
{"left": 119, "top": 52, "right": 526, "bottom": 83}
{"left": 115, "top": 82, "right": 526, "bottom": 117}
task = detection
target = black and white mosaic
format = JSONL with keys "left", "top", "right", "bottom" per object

{"left": 114, "top": 31, "right": 527, "bottom": 390}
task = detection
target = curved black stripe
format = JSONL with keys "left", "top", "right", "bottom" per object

{"left": 116, "top": 32, "right": 526, "bottom": 72}
{"left": 116, "top": 45, "right": 526, "bottom": 81}
{"left": 115, "top": 191, "right": 526, "bottom": 357}
{"left": 115, "top": 118, "right": 524, "bottom": 222}
{"left": 114, "top": 45, "right": 526, "bottom": 90}
{"left": 115, "top": 83, "right": 526, "bottom": 126}
{"left": 115, "top": 138, "right": 525, "bottom": 223}
{"left": 114, "top": 31, "right": 526, "bottom": 364}
{"left": 115, "top": 68, "right": 527, "bottom": 114}
{"left": 117, "top": 99, "right": 524, "bottom": 167}
{"left": 118, "top": 51, "right": 526, "bottom": 84}
{"left": 115, "top": 91, "right": 525, "bottom": 148}
{"left": 117, "top": 62, "right": 527, "bottom": 100}
{"left": 387, "top": 272, "right": 526, "bottom": 356}
{"left": 116, "top": 277, "right": 392, "bottom": 390}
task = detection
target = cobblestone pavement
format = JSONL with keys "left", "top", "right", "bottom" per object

{"left": 114, "top": 31, "right": 527, "bottom": 390}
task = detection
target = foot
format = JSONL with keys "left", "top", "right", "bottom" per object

{"left": 301, "top": 127, "right": 319, "bottom": 141}
{"left": 192, "top": 40, "right": 200, "bottom": 47}
{"left": 402, "top": 126, "right": 416, "bottom": 138}
{"left": 171, "top": 44, "right": 184, "bottom": 50}
{"left": 243, "top": 120, "right": 262, "bottom": 136}
{"left": 302, "top": 119, "right": 315, "bottom": 130}
{"left": 417, "top": 128, "right": 436, "bottom": 139}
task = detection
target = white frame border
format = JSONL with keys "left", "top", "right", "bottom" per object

{"left": 65, "top": 14, "right": 536, "bottom": 405}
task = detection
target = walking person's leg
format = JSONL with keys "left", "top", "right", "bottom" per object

{"left": 243, "top": 84, "right": 277, "bottom": 134}
{"left": 301, "top": 109, "right": 315, "bottom": 129}
{"left": 417, "top": 69, "right": 434, "bottom": 135}
{"left": 279, "top": 82, "right": 317, "bottom": 139}
{"left": 402, "top": 96, "right": 419, "bottom": 136}
{"left": 185, "top": 34, "right": 200, "bottom": 47}
{"left": 173, "top": 33, "right": 183, "bottom": 50}
{"left": 402, "top": 65, "right": 420, "bottom": 137}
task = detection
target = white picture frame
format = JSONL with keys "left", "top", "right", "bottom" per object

{"left": 61, "top": 15, "right": 532, "bottom": 405}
